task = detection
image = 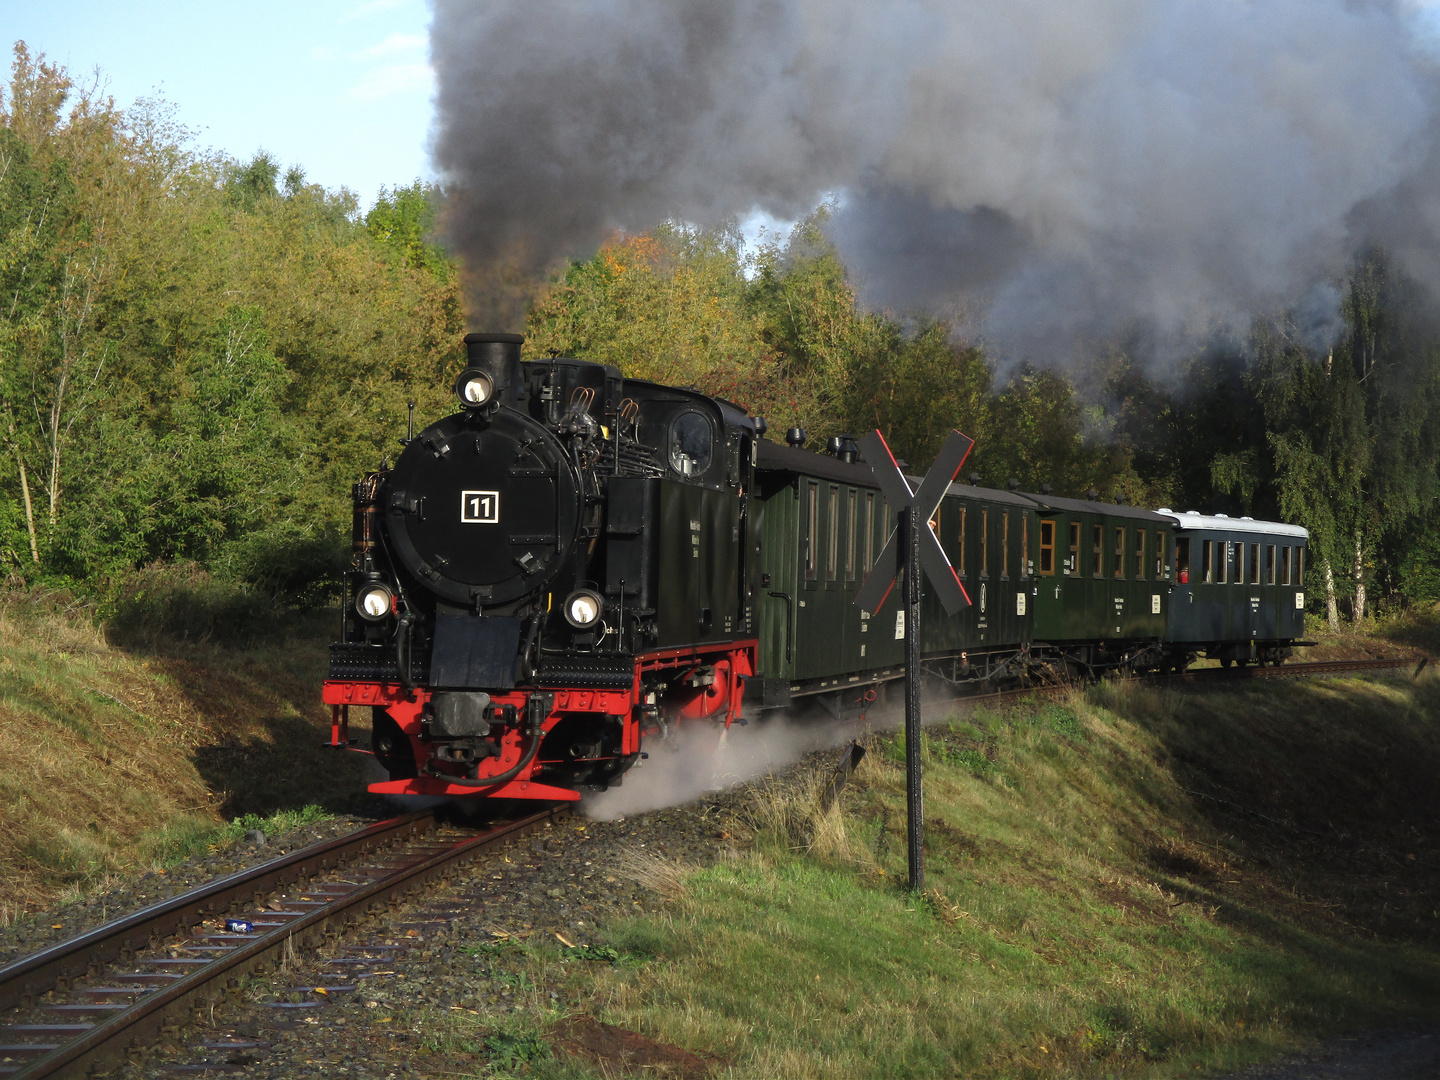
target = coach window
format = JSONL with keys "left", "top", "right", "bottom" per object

{"left": 1156, "top": 531, "right": 1167, "bottom": 578}
{"left": 1134, "top": 529, "right": 1146, "bottom": 580}
{"left": 1202, "top": 540, "right": 1213, "bottom": 584}
{"left": 858, "top": 492, "right": 869, "bottom": 570}
{"left": 1176, "top": 537, "right": 1191, "bottom": 583}
{"left": 825, "top": 485, "right": 839, "bottom": 581}
{"left": 1281, "top": 546, "right": 1292, "bottom": 585}
{"left": 981, "top": 510, "right": 990, "bottom": 577}
{"left": 1039, "top": 520, "right": 1056, "bottom": 575}
{"left": 1249, "top": 543, "right": 1260, "bottom": 585}
{"left": 1265, "top": 544, "right": 1275, "bottom": 584}
{"left": 958, "top": 507, "right": 967, "bottom": 575}
{"left": 1068, "top": 522, "right": 1080, "bottom": 575}
{"left": 1113, "top": 527, "right": 1126, "bottom": 579}
{"left": 1092, "top": 524, "right": 1104, "bottom": 576}
{"left": 846, "top": 489, "right": 857, "bottom": 580}
{"left": 1297, "top": 548, "right": 1305, "bottom": 586}
{"left": 1002, "top": 512, "right": 1011, "bottom": 578}
{"left": 1219, "top": 542, "right": 1230, "bottom": 584}
{"left": 1020, "top": 515, "right": 1029, "bottom": 577}
{"left": 804, "top": 482, "right": 818, "bottom": 581}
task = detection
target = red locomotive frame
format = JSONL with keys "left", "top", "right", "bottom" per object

{"left": 324, "top": 640, "right": 756, "bottom": 801}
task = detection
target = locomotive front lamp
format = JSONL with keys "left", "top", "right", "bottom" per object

{"left": 563, "top": 589, "right": 603, "bottom": 629}
{"left": 456, "top": 368, "right": 496, "bottom": 408}
{"left": 355, "top": 582, "right": 395, "bottom": 621}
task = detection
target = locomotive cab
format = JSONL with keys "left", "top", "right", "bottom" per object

{"left": 325, "top": 333, "right": 762, "bottom": 800}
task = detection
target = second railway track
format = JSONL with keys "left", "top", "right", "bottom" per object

{"left": 0, "top": 805, "right": 568, "bottom": 1079}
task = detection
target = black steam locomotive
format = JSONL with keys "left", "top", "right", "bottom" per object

{"left": 325, "top": 333, "right": 762, "bottom": 801}
{"left": 323, "top": 333, "right": 1309, "bottom": 803}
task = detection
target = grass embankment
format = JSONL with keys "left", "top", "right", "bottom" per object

{"left": 439, "top": 668, "right": 1440, "bottom": 1078}
{"left": 1301, "top": 600, "right": 1440, "bottom": 662}
{"left": 0, "top": 591, "right": 369, "bottom": 917}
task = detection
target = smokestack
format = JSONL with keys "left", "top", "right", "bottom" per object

{"left": 463, "top": 332, "right": 524, "bottom": 405}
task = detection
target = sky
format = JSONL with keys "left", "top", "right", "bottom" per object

{"left": 6, "top": 0, "right": 1440, "bottom": 229}
{"left": 2, "top": 0, "right": 435, "bottom": 210}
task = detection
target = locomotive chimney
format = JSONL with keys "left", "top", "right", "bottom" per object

{"left": 463, "top": 332, "right": 525, "bottom": 405}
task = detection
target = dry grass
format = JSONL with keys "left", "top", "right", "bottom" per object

{"left": 0, "top": 595, "right": 369, "bottom": 914}
{"left": 614, "top": 848, "right": 695, "bottom": 901}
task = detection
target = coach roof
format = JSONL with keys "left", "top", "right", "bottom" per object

{"left": 1021, "top": 491, "right": 1174, "bottom": 523}
{"left": 1157, "top": 510, "right": 1309, "bottom": 539}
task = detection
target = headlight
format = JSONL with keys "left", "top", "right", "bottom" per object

{"left": 563, "top": 589, "right": 603, "bottom": 629}
{"left": 355, "top": 582, "right": 394, "bottom": 621}
{"left": 456, "top": 367, "right": 495, "bottom": 408}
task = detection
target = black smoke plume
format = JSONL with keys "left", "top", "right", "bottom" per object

{"left": 431, "top": 0, "right": 1440, "bottom": 352}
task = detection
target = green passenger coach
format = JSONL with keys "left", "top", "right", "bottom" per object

{"left": 1020, "top": 493, "right": 1174, "bottom": 674}
{"left": 751, "top": 438, "right": 1036, "bottom": 709}
{"left": 1160, "top": 511, "right": 1308, "bottom": 668}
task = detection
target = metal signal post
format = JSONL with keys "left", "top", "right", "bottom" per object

{"left": 855, "top": 429, "right": 974, "bottom": 892}
{"left": 904, "top": 504, "right": 924, "bottom": 890}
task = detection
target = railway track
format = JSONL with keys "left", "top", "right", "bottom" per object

{"left": 954, "top": 654, "right": 1429, "bottom": 711}
{"left": 826, "top": 653, "right": 1431, "bottom": 729}
{"left": 0, "top": 804, "right": 568, "bottom": 1079}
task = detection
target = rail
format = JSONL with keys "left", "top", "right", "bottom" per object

{"left": 0, "top": 804, "right": 569, "bottom": 1079}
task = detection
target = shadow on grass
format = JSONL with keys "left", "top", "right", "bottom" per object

{"left": 1097, "top": 673, "right": 1440, "bottom": 952}
{"left": 111, "top": 610, "right": 375, "bottom": 821}
{"left": 188, "top": 711, "right": 374, "bottom": 819}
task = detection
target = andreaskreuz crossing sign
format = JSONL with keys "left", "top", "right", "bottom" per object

{"left": 853, "top": 428, "right": 974, "bottom": 891}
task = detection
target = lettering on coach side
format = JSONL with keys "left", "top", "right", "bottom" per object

{"left": 461, "top": 490, "right": 500, "bottom": 523}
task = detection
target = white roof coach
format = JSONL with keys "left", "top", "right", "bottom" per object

{"left": 1156, "top": 510, "right": 1308, "bottom": 540}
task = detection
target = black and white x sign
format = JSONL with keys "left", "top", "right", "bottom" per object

{"left": 854, "top": 429, "right": 974, "bottom": 617}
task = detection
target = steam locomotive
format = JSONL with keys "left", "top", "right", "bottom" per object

{"left": 322, "top": 333, "right": 1309, "bottom": 803}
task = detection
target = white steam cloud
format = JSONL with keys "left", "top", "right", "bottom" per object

{"left": 582, "top": 715, "right": 866, "bottom": 820}
{"left": 431, "top": 0, "right": 1440, "bottom": 352}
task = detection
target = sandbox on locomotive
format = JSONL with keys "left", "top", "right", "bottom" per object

{"left": 324, "top": 332, "right": 1310, "bottom": 802}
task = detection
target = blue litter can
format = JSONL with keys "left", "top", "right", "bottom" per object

{"left": 225, "top": 919, "right": 254, "bottom": 934}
